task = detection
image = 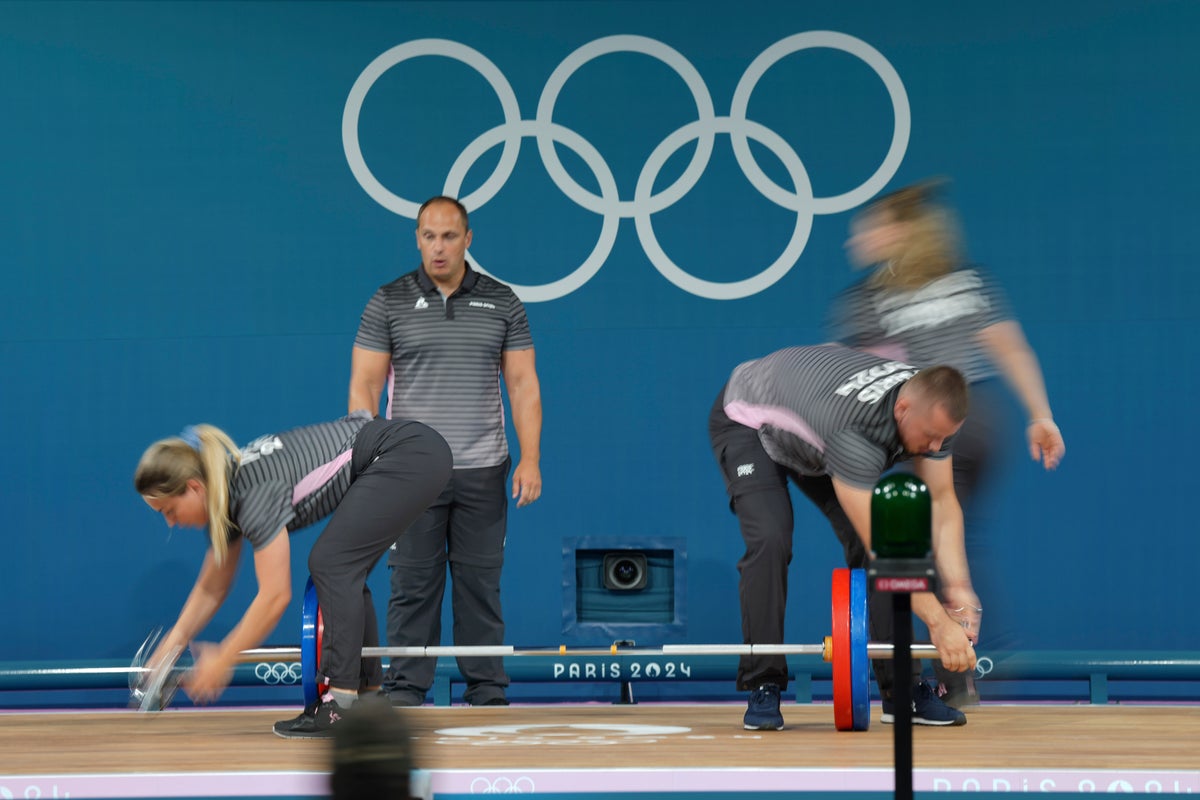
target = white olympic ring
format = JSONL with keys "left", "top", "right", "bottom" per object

{"left": 343, "top": 33, "right": 910, "bottom": 301}
{"left": 445, "top": 119, "right": 620, "bottom": 301}
{"left": 535, "top": 35, "right": 717, "bottom": 218}
{"left": 343, "top": 39, "right": 522, "bottom": 220}
{"left": 975, "top": 656, "right": 993, "bottom": 679}
{"left": 635, "top": 117, "right": 813, "bottom": 299}
{"left": 729, "top": 31, "right": 909, "bottom": 215}
{"left": 469, "top": 776, "right": 536, "bottom": 794}
{"left": 254, "top": 662, "right": 303, "bottom": 685}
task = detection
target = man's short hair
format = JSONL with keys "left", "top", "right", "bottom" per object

{"left": 417, "top": 195, "right": 470, "bottom": 231}
{"left": 905, "top": 365, "right": 969, "bottom": 422}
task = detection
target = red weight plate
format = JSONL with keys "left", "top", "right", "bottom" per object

{"left": 316, "top": 604, "right": 329, "bottom": 698}
{"left": 316, "top": 606, "right": 324, "bottom": 671}
{"left": 831, "top": 567, "right": 853, "bottom": 731}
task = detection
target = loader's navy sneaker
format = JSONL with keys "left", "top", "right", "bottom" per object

{"left": 881, "top": 681, "right": 967, "bottom": 726}
{"left": 743, "top": 684, "right": 784, "bottom": 730}
{"left": 273, "top": 695, "right": 348, "bottom": 739}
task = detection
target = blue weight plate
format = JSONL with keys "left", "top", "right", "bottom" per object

{"left": 300, "top": 576, "right": 319, "bottom": 706}
{"left": 849, "top": 567, "right": 870, "bottom": 731}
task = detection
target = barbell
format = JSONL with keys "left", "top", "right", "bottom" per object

{"left": 132, "top": 568, "right": 947, "bottom": 730}
{"left": 291, "top": 567, "right": 937, "bottom": 731}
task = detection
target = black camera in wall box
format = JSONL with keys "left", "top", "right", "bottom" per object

{"left": 603, "top": 552, "right": 648, "bottom": 591}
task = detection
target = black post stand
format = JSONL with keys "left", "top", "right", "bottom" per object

{"left": 868, "top": 471, "right": 936, "bottom": 800}
{"left": 891, "top": 592, "right": 914, "bottom": 800}
{"left": 613, "top": 640, "right": 637, "bottom": 705}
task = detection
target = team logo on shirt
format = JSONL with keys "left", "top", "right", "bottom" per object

{"left": 241, "top": 435, "right": 284, "bottom": 465}
{"left": 736, "top": 463, "right": 755, "bottom": 477}
{"left": 414, "top": 296, "right": 429, "bottom": 310}
{"left": 834, "top": 361, "right": 916, "bottom": 404}
{"left": 469, "top": 300, "right": 497, "bottom": 310}
{"left": 875, "top": 270, "right": 989, "bottom": 335}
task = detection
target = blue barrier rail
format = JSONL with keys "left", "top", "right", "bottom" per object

{"left": 2, "top": 651, "right": 1198, "bottom": 706}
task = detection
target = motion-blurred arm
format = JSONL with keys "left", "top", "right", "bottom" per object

{"left": 978, "top": 320, "right": 1065, "bottom": 469}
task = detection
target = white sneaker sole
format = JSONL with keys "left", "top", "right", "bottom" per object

{"left": 879, "top": 712, "right": 965, "bottom": 726}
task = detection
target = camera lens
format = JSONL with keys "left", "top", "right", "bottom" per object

{"left": 613, "top": 560, "right": 638, "bottom": 584}
{"left": 603, "top": 552, "right": 647, "bottom": 591}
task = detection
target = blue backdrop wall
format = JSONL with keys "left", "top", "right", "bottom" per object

{"left": 2, "top": 1, "right": 1195, "bottom": 680}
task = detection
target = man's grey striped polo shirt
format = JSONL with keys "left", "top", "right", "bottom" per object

{"left": 354, "top": 264, "right": 533, "bottom": 469}
{"left": 828, "top": 266, "right": 1012, "bottom": 383}
{"left": 723, "top": 344, "right": 950, "bottom": 488}
{"left": 229, "top": 411, "right": 372, "bottom": 550}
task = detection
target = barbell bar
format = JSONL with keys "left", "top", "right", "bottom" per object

{"left": 132, "top": 569, "right": 936, "bottom": 728}
{"left": 286, "top": 568, "right": 930, "bottom": 730}
{"left": 231, "top": 641, "right": 942, "bottom": 662}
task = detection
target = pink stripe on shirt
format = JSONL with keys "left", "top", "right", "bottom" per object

{"left": 724, "top": 400, "right": 827, "bottom": 452}
{"left": 385, "top": 364, "right": 395, "bottom": 421}
{"left": 293, "top": 451, "right": 354, "bottom": 506}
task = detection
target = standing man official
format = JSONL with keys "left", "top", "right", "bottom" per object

{"left": 350, "top": 196, "right": 543, "bottom": 707}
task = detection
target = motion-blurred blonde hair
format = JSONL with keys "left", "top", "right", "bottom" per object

{"left": 134, "top": 425, "right": 241, "bottom": 565}
{"left": 860, "top": 178, "right": 965, "bottom": 291}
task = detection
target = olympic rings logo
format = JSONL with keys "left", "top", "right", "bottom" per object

{"left": 469, "top": 776, "right": 536, "bottom": 794}
{"left": 343, "top": 33, "right": 910, "bottom": 301}
{"left": 254, "top": 662, "right": 303, "bottom": 685}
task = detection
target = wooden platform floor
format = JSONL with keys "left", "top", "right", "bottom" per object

{"left": 3, "top": 703, "right": 1198, "bottom": 797}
